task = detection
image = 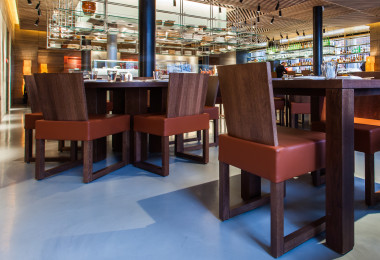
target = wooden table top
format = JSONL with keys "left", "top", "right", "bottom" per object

{"left": 84, "top": 80, "right": 168, "bottom": 89}
{"left": 272, "top": 78, "right": 380, "bottom": 89}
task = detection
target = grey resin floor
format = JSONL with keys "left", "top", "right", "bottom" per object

{"left": 0, "top": 108, "right": 380, "bottom": 260}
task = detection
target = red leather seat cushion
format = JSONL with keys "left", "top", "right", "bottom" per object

{"left": 35, "top": 114, "right": 130, "bottom": 141}
{"left": 291, "top": 102, "right": 311, "bottom": 115}
{"left": 204, "top": 106, "right": 219, "bottom": 120}
{"left": 312, "top": 118, "right": 380, "bottom": 154}
{"left": 219, "top": 127, "right": 326, "bottom": 183}
{"left": 25, "top": 113, "right": 43, "bottom": 129}
{"left": 274, "top": 98, "right": 285, "bottom": 110}
{"left": 134, "top": 113, "right": 209, "bottom": 136}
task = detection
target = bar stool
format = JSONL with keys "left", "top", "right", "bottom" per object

{"left": 134, "top": 73, "right": 210, "bottom": 176}
{"left": 34, "top": 73, "right": 130, "bottom": 183}
{"left": 218, "top": 62, "right": 326, "bottom": 258}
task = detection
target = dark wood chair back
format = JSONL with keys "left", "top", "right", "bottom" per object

{"left": 350, "top": 71, "right": 380, "bottom": 79}
{"left": 205, "top": 76, "right": 219, "bottom": 107}
{"left": 24, "top": 75, "right": 42, "bottom": 113}
{"left": 166, "top": 73, "right": 209, "bottom": 118}
{"left": 287, "top": 71, "right": 296, "bottom": 76}
{"left": 354, "top": 96, "right": 380, "bottom": 120}
{"left": 351, "top": 72, "right": 380, "bottom": 120}
{"left": 301, "top": 70, "right": 311, "bottom": 76}
{"left": 290, "top": 95, "right": 310, "bottom": 103}
{"left": 218, "top": 62, "right": 278, "bottom": 146}
{"left": 33, "top": 73, "right": 88, "bottom": 121}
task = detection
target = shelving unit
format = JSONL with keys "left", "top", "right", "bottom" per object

{"left": 248, "top": 33, "right": 370, "bottom": 73}
{"left": 47, "top": 0, "right": 263, "bottom": 58}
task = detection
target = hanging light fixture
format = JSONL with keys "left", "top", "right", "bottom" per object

{"left": 34, "top": 18, "right": 39, "bottom": 26}
{"left": 219, "top": 6, "right": 222, "bottom": 13}
{"left": 266, "top": 36, "right": 270, "bottom": 41}
{"left": 280, "top": 33, "right": 283, "bottom": 39}
{"left": 286, "top": 34, "right": 288, "bottom": 39}
{"left": 303, "top": 30, "right": 305, "bottom": 36}
{"left": 240, "top": 0, "right": 243, "bottom": 3}
{"left": 256, "top": 16, "right": 260, "bottom": 23}
{"left": 275, "top": 1, "right": 280, "bottom": 11}
{"left": 27, "top": 0, "right": 32, "bottom": 5}
{"left": 270, "top": 17, "right": 274, "bottom": 24}
{"left": 296, "top": 30, "right": 300, "bottom": 36}
{"left": 257, "top": 3, "right": 261, "bottom": 13}
{"left": 323, "top": 28, "right": 326, "bottom": 33}
{"left": 35, "top": 1, "right": 40, "bottom": 10}
{"left": 279, "top": 9, "right": 282, "bottom": 17}
{"left": 37, "top": 8, "right": 41, "bottom": 16}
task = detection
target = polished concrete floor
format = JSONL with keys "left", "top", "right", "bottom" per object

{"left": 0, "top": 108, "right": 380, "bottom": 260}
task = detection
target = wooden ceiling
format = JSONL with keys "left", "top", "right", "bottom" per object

{"left": 16, "top": 0, "right": 380, "bottom": 39}
{"left": 193, "top": 0, "right": 380, "bottom": 39}
{"left": 16, "top": 0, "right": 80, "bottom": 31}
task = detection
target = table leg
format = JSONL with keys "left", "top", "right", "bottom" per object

{"left": 86, "top": 88, "right": 107, "bottom": 162}
{"left": 149, "top": 88, "right": 167, "bottom": 153}
{"left": 325, "top": 88, "right": 354, "bottom": 254}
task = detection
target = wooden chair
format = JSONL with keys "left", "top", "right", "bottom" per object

{"left": 133, "top": 73, "right": 210, "bottom": 176}
{"left": 274, "top": 97, "right": 285, "bottom": 126}
{"left": 24, "top": 75, "right": 44, "bottom": 163}
{"left": 312, "top": 93, "right": 380, "bottom": 205}
{"left": 33, "top": 73, "right": 130, "bottom": 183}
{"left": 25, "top": 75, "right": 76, "bottom": 159}
{"left": 218, "top": 62, "right": 326, "bottom": 258}
{"left": 181, "top": 75, "right": 220, "bottom": 151}
{"left": 287, "top": 70, "right": 296, "bottom": 76}
{"left": 290, "top": 95, "right": 310, "bottom": 128}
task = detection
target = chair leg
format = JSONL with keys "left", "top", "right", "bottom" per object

{"left": 202, "top": 129, "right": 209, "bottom": 164}
{"left": 197, "top": 130, "right": 202, "bottom": 142}
{"left": 25, "top": 129, "right": 33, "bottom": 163}
{"left": 241, "top": 170, "right": 261, "bottom": 201}
{"left": 291, "top": 114, "right": 298, "bottom": 128}
{"left": 365, "top": 153, "right": 376, "bottom": 206}
{"left": 70, "top": 141, "right": 78, "bottom": 161}
{"left": 175, "top": 134, "right": 184, "bottom": 156}
{"left": 122, "top": 130, "right": 130, "bottom": 164}
{"left": 311, "top": 169, "right": 326, "bottom": 187}
{"left": 213, "top": 119, "right": 219, "bottom": 146}
{"left": 58, "top": 140, "right": 64, "bottom": 152}
{"left": 35, "top": 139, "right": 45, "bottom": 180}
{"left": 83, "top": 140, "right": 93, "bottom": 183}
{"left": 134, "top": 131, "right": 142, "bottom": 163}
{"left": 219, "top": 161, "right": 230, "bottom": 221}
{"left": 174, "top": 130, "right": 209, "bottom": 164}
{"left": 134, "top": 131, "right": 169, "bottom": 177}
{"left": 162, "top": 136, "right": 169, "bottom": 176}
{"left": 271, "top": 182, "right": 285, "bottom": 258}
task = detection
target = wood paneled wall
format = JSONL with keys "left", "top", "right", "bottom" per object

{"left": 0, "top": 0, "right": 16, "bottom": 36}
{"left": 11, "top": 27, "right": 81, "bottom": 104}
{"left": 370, "top": 22, "right": 380, "bottom": 71}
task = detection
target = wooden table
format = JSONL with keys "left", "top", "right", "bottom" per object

{"left": 271, "top": 78, "right": 380, "bottom": 254}
{"left": 84, "top": 80, "right": 169, "bottom": 161}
